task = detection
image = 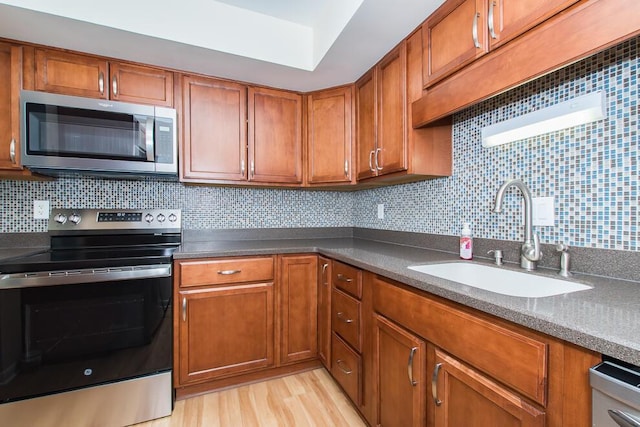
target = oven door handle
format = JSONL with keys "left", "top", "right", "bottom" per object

{"left": 0, "top": 264, "right": 172, "bottom": 289}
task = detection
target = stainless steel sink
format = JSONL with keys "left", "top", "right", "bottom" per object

{"left": 408, "top": 262, "right": 592, "bottom": 297}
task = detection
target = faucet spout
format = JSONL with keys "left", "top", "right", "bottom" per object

{"left": 493, "top": 179, "right": 541, "bottom": 270}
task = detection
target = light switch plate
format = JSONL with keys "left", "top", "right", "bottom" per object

{"left": 377, "top": 204, "right": 384, "bottom": 219}
{"left": 34, "top": 200, "right": 50, "bottom": 219}
{"left": 532, "top": 197, "right": 554, "bottom": 226}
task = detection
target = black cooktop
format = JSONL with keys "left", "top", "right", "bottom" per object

{"left": 0, "top": 246, "right": 178, "bottom": 274}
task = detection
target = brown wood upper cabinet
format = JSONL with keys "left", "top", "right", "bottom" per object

{"left": 306, "top": 85, "right": 354, "bottom": 186}
{"left": 356, "top": 44, "right": 407, "bottom": 180}
{"left": 248, "top": 87, "right": 303, "bottom": 184}
{"left": 0, "top": 42, "right": 22, "bottom": 172}
{"left": 357, "top": 32, "right": 452, "bottom": 183}
{"left": 32, "top": 48, "right": 173, "bottom": 106}
{"left": 423, "top": 0, "right": 578, "bottom": 88}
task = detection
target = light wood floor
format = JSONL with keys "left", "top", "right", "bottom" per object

{"left": 133, "top": 368, "right": 367, "bottom": 427}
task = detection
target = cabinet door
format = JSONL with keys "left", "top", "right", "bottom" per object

{"left": 248, "top": 87, "right": 302, "bottom": 184}
{"left": 280, "top": 255, "right": 318, "bottom": 364}
{"left": 377, "top": 44, "right": 407, "bottom": 176}
{"left": 374, "top": 314, "right": 426, "bottom": 427}
{"left": 355, "top": 69, "right": 376, "bottom": 180}
{"left": 35, "top": 49, "right": 109, "bottom": 98}
{"left": 306, "top": 86, "right": 353, "bottom": 184}
{"left": 178, "top": 283, "right": 274, "bottom": 385}
{"left": 488, "top": 0, "right": 579, "bottom": 49}
{"left": 109, "top": 62, "right": 174, "bottom": 106}
{"left": 431, "top": 348, "right": 545, "bottom": 427}
{"left": 181, "top": 75, "right": 247, "bottom": 182}
{"left": 317, "top": 257, "right": 332, "bottom": 369}
{"left": 0, "top": 43, "right": 22, "bottom": 171}
{"left": 423, "top": 0, "right": 488, "bottom": 87}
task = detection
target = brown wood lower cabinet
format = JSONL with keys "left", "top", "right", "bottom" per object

{"left": 431, "top": 348, "right": 545, "bottom": 427}
{"left": 374, "top": 314, "right": 426, "bottom": 427}
{"left": 317, "top": 257, "right": 332, "bottom": 369}
{"left": 177, "top": 281, "right": 275, "bottom": 384}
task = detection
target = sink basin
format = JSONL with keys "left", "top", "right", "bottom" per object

{"left": 408, "top": 262, "right": 592, "bottom": 298}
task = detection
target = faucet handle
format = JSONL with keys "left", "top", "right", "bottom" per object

{"left": 487, "top": 249, "right": 503, "bottom": 266}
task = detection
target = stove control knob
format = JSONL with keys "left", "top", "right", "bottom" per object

{"left": 69, "top": 213, "right": 82, "bottom": 225}
{"left": 145, "top": 213, "right": 154, "bottom": 223}
{"left": 157, "top": 214, "right": 166, "bottom": 223}
{"left": 168, "top": 213, "right": 177, "bottom": 222}
{"left": 54, "top": 213, "right": 67, "bottom": 224}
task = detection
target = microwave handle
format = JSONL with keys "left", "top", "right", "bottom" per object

{"left": 145, "top": 117, "right": 155, "bottom": 162}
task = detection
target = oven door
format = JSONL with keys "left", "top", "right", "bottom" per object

{"left": 0, "top": 269, "right": 172, "bottom": 404}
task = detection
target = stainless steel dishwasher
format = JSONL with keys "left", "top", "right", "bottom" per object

{"left": 591, "top": 358, "right": 640, "bottom": 426}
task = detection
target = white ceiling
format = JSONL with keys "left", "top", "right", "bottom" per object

{"left": 0, "top": 0, "right": 445, "bottom": 92}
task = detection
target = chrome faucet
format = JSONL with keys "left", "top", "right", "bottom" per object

{"left": 493, "top": 179, "right": 542, "bottom": 270}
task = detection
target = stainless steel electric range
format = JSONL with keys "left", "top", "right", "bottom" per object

{"left": 0, "top": 209, "right": 181, "bottom": 427}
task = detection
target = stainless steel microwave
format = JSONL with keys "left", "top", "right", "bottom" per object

{"left": 20, "top": 90, "right": 177, "bottom": 179}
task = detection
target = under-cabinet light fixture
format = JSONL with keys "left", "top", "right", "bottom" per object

{"left": 481, "top": 91, "right": 607, "bottom": 148}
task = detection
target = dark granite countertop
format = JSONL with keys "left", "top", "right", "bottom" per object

{"left": 176, "top": 233, "right": 640, "bottom": 366}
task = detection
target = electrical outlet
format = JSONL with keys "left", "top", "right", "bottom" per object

{"left": 33, "top": 200, "right": 50, "bottom": 219}
{"left": 377, "top": 204, "right": 384, "bottom": 219}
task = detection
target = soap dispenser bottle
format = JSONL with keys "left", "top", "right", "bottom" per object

{"left": 460, "top": 223, "right": 473, "bottom": 260}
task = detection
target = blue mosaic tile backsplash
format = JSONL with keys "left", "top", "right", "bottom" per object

{"left": 1, "top": 36, "right": 638, "bottom": 251}
{"left": 355, "top": 36, "right": 639, "bottom": 250}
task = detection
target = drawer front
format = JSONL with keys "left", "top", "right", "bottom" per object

{"left": 373, "top": 276, "right": 547, "bottom": 405}
{"left": 332, "top": 289, "right": 361, "bottom": 352}
{"left": 178, "top": 257, "right": 274, "bottom": 287}
{"left": 331, "top": 332, "right": 362, "bottom": 406}
{"left": 332, "top": 261, "right": 362, "bottom": 299}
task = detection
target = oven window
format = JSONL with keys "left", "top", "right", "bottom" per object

{"left": 0, "top": 276, "right": 171, "bottom": 403}
{"left": 25, "top": 103, "right": 151, "bottom": 161}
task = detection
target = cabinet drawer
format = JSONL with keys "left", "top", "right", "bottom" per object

{"left": 373, "top": 277, "right": 547, "bottom": 405}
{"left": 331, "top": 333, "right": 361, "bottom": 406}
{"left": 332, "top": 261, "right": 362, "bottom": 299}
{"left": 178, "top": 257, "right": 274, "bottom": 287}
{"left": 331, "top": 288, "right": 361, "bottom": 352}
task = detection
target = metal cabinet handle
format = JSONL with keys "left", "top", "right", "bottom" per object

{"left": 432, "top": 362, "right": 443, "bottom": 406}
{"left": 182, "top": 297, "right": 187, "bottom": 322}
{"left": 9, "top": 138, "right": 16, "bottom": 164}
{"left": 250, "top": 161, "right": 255, "bottom": 178}
{"left": 368, "top": 150, "right": 375, "bottom": 172}
{"left": 336, "top": 359, "right": 353, "bottom": 375}
{"left": 375, "top": 148, "right": 383, "bottom": 171}
{"left": 336, "top": 273, "right": 352, "bottom": 283}
{"left": 218, "top": 269, "right": 241, "bottom": 275}
{"left": 321, "top": 263, "right": 329, "bottom": 285}
{"left": 472, "top": 12, "right": 481, "bottom": 48}
{"left": 337, "top": 312, "right": 354, "bottom": 324}
{"left": 344, "top": 159, "right": 349, "bottom": 178}
{"left": 241, "top": 159, "right": 245, "bottom": 176}
{"left": 609, "top": 410, "right": 640, "bottom": 427}
{"left": 408, "top": 347, "right": 418, "bottom": 386}
{"left": 112, "top": 75, "right": 118, "bottom": 96}
{"left": 99, "top": 71, "right": 104, "bottom": 95}
{"left": 488, "top": 1, "right": 497, "bottom": 39}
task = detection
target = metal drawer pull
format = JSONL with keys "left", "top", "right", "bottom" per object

{"left": 337, "top": 312, "right": 354, "bottom": 323}
{"left": 432, "top": 362, "right": 443, "bottom": 406}
{"left": 488, "top": 1, "right": 497, "bottom": 39}
{"left": 182, "top": 297, "right": 187, "bottom": 322}
{"left": 336, "top": 359, "right": 353, "bottom": 375}
{"left": 9, "top": 138, "right": 16, "bottom": 164}
{"left": 99, "top": 71, "right": 104, "bottom": 94}
{"left": 609, "top": 410, "right": 640, "bottom": 427}
{"left": 218, "top": 269, "right": 241, "bottom": 275}
{"left": 472, "top": 12, "right": 481, "bottom": 48}
{"left": 408, "top": 347, "right": 418, "bottom": 386}
{"left": 336, "top": 274, "right": 352, "bottom": 283}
